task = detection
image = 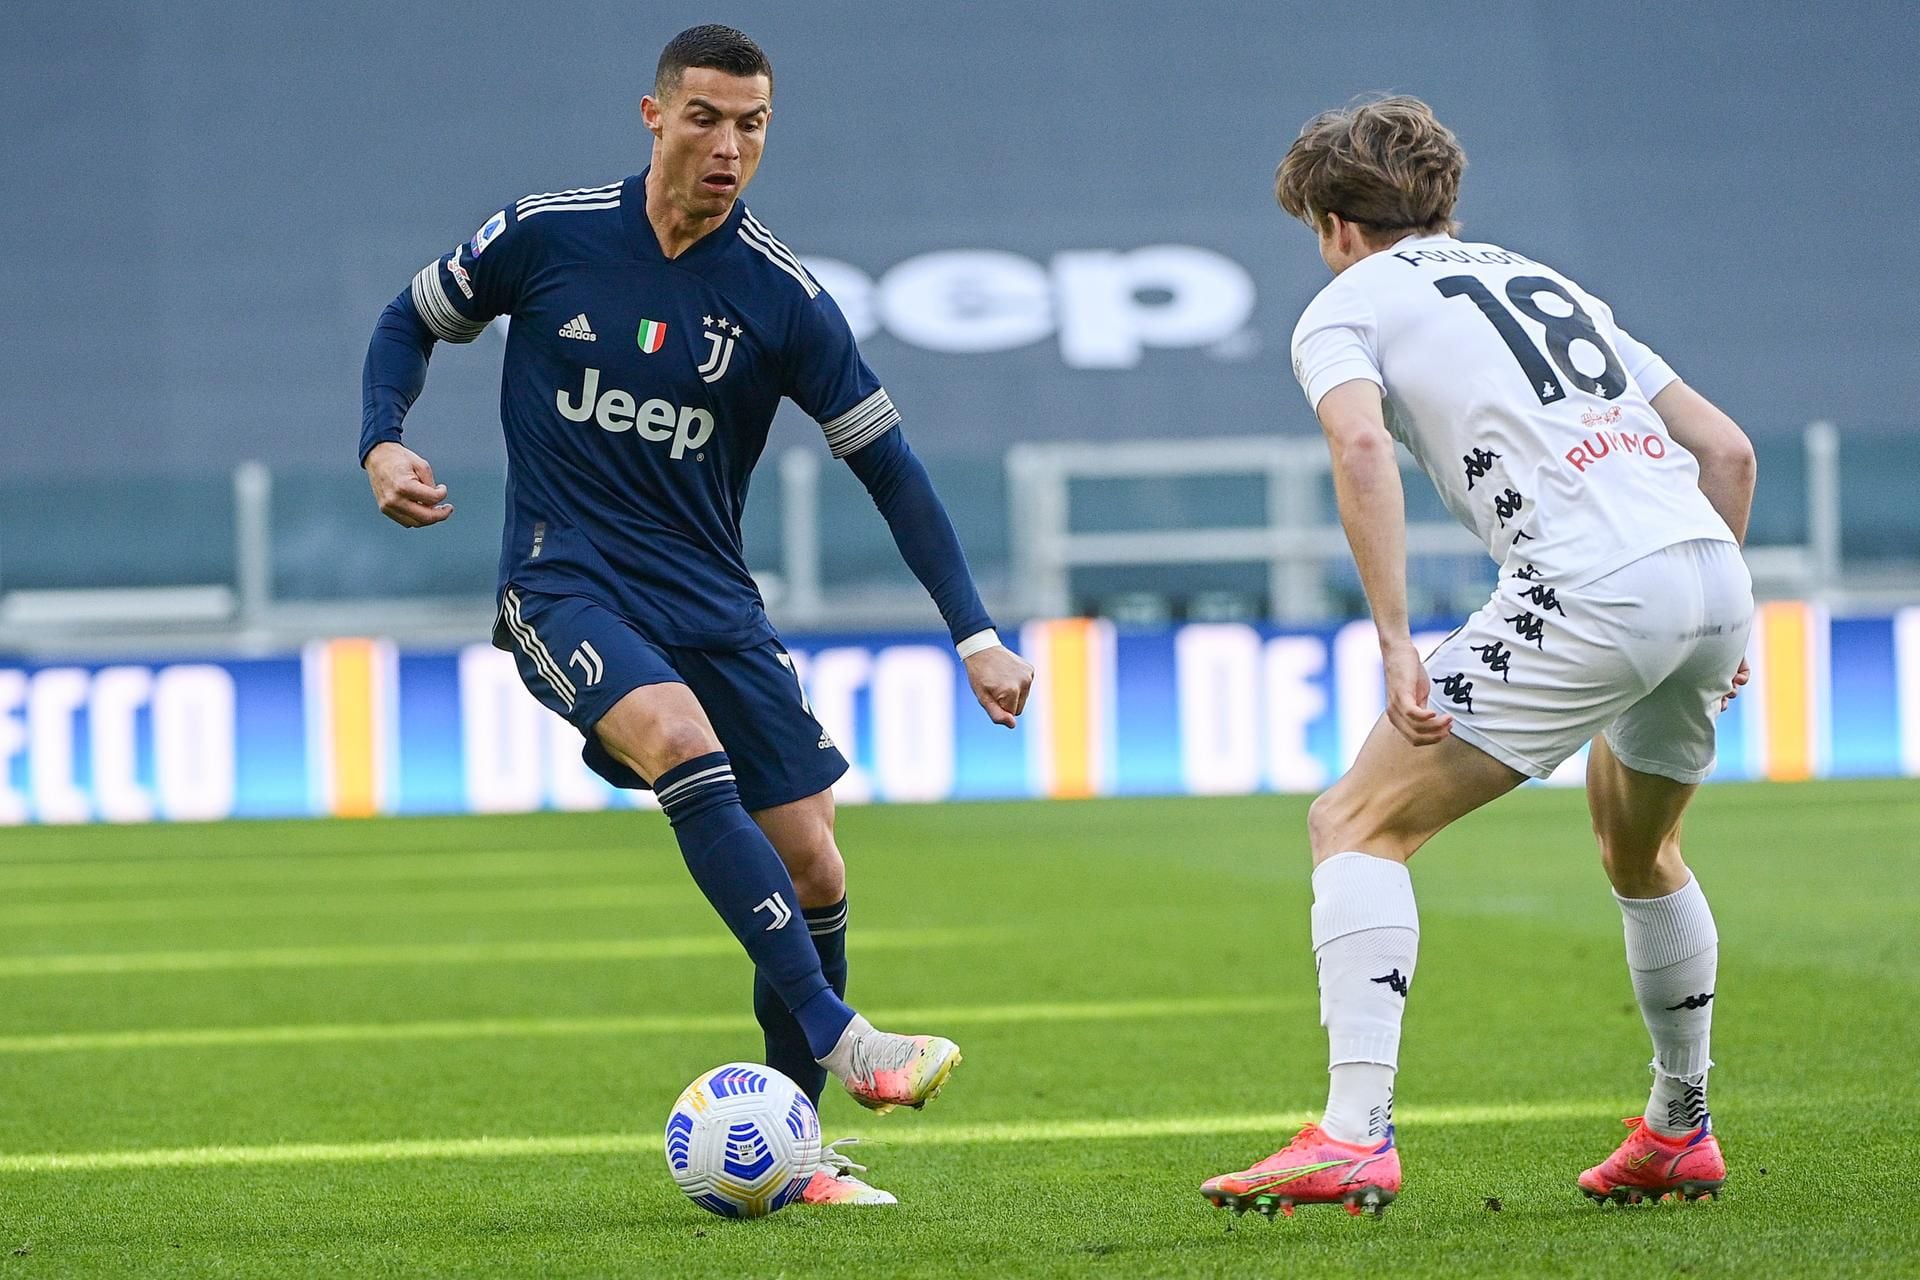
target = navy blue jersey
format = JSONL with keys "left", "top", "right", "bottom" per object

{"left": 407, "top": 173, "right": 899, "bottom": 649}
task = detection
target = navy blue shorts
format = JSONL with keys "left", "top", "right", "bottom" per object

{"left": 492, "top": 586, "right": 849, "bottom": 812}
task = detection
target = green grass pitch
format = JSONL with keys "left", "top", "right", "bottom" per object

{"left": 0, "top": 781, "right": 1916, "bottom": 1277}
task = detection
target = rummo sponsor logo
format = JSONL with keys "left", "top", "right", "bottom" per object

{"left": 802, "top": 245, "right": 1257, "bottom": 369}
{"left": 556, "top": 368, "right": 716, "bottom": 459}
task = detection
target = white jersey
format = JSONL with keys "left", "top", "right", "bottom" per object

{"left": 1290, "top": 234, "right": 1735, "bottom": 588}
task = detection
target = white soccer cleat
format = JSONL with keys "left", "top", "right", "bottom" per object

{"left": 834, "top": 1026, "right": 963, "bottom": 1114}
{"left": 799, "top": 1137, "right": 899, "bottom": 1206}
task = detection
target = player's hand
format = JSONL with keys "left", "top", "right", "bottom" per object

{"left": 965, "top": 645, "right": 1034, "bottom": 729}
{"left": 1383, "top": 637, "right": 1451, "bottom": 747}
{"left": 1718, "top": 656, "right": 1751, "bottom": 712}
{"left": 366, "top": 441, "right": 454, "bottom": 528}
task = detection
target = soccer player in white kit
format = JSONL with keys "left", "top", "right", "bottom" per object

{"left": 1201, "top": 97, "right": 1757, "bottom": 1217}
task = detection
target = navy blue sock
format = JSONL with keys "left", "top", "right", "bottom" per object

{"left": 755, "top": 898, "right": 849, "bottom": 1104}
{"left": 655, "top": 754, "right": 855, "bottom": 1057}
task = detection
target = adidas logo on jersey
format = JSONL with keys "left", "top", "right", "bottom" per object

{"left": 558, "top": 314, "right": 597, "bottom": 342}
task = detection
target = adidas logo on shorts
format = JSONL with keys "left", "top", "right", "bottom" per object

{"left": 558, "top": 314, "right": 597, "bottom": 341}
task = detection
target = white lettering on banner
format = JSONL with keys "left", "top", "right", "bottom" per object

{"left": 800, "top": 648, "right": 873, "bottom": 804}
{"left": 1263, "top": 636, "right": 1329, "bottom": 792}
{"left": 152, "top": 666, "right": 236, "bottom": 822}
{"left": 876, "top": 251, "right": 1054, "bottom": 354}
{"left": 1332, "top": 621, "right": 1456, "bottom": 769}
{"left": 1176, "top": 625, "right": 1264, "bottom": 795}
{"left": 459, "top": 646, "right": 545, "bottom": 814}
{"left": 28, "top": 668, "right": 89, "bottom": 824}
{"left": 0, "top": 672, "right": 27, "bottom": 824}
{"left": 870, "top": 647, "right": 956, "bottom": 802}
{"left": 90, "top": 666, "right": 155, "bottom": 823}
{"left": 1052, "top": 246, "right": 1257, "bottom": 369}
{"left": 803, "top": 246, "right": 1258, "bottom": 370}
{"left": 1897, "top": 608, "right": 1920, "bottom": 777}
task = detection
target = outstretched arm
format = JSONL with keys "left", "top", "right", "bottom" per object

{"left": 360, "top": 290, "right": 453, "bottom": 527}
{"left": 1316, "top": 378, "right": 1448, "bottom": 747}
{"left": 842, "top": 430, "right": 1033, "bottom": 727}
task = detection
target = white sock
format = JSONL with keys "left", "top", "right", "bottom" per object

{"left": 1616, "top": 873, "right": 1718, "bottom": 1136}
{"left": 1312, "top": 851, "right": 1418, "bottom": 1146}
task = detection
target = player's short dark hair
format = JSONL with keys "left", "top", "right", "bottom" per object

{"left": 1276, "top": 95, "right": 1464, "bottom": 239}
{"left": 654, "top": 25, "right": 773, "bottom": 101}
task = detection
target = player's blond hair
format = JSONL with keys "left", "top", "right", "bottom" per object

{"left": 1275, "top": 96, "right": 1465, "bottom": 239}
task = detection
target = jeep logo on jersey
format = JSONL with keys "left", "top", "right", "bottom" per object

{"left": 801, "top": 245, "right": 1256, "bottom": 369}
{"left": 555, "top": 368, "right": 716, "bottom": 459}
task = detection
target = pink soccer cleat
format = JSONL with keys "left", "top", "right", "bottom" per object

{"left": 1578, "top": 1116, "right": 1726, "bottom": 1205}
{"left": 799, "top": 1138, "right": 898, "bottom": 1207}
{"left": 837, "top": 1029, "right": 962, "bottom": 1115}
{"left": 1201, "top": 1124, "right": 1401, "bottom": 1218}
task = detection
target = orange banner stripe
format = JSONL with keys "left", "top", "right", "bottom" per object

{"left": 1761, "top": 602, "right": 1811, "bottom": 782}
{"left": 1047, "top": 620, "right": 1095, "bottom": 799}
{"left": 329, "top": 640, "right": 381, "bottom": 818}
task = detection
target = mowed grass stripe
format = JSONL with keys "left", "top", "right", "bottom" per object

{"left": 0, "top": 1102, "right": 1613, "bottom": 1175}
{"left": 0, "top": 846, "right": 658, "bottom": 892}
{"left": 0, "top": 927, "right": 987, "bottom": 979}
{"left": 0, "top": 995, "right": 1290, "bottom": 1055}
{"left": 0, "top": 883, "right": 676, "bottom": 928}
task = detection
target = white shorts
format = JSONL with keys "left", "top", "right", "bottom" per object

{"left": 1424, "top": 539, "right": 1753, "bottom": 784}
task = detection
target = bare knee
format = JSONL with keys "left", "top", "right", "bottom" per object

{"left": 1308, "top": 784, "right": 1419, "bottom": 866}
{"left": 1597, "top": 831, "right": 1687, "bottom": 898}
{"left": 599, "top": 710, "right": 721, "bottom": 783}
{"left": 754, "top": 794, "right": 846, "bottom": 907}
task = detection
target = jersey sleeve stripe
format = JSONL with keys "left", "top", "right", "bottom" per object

{"left": 515, "top": 182, "right": 621, "bottom": 215}
{"left": 519, "top": 198, "right": 622, "bottom": 219}
{"left": 410, "top": 262, "right": 488, "bottom": 344}
{"left": 820, "top": 389, "right": 901, "bottom": 458}
{"left": 740, "top": 211, "right": 820, "bottom": 289}
{"left": 737, "top": 224, "right": 820, "bottom": 298}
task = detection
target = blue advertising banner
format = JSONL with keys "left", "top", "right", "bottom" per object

{"left": 1, "top": 605, "right": 1916, "bottom": 825}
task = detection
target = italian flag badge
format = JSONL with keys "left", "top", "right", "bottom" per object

{"left": 636, "top": 319, "right": 668, "bottom": 353}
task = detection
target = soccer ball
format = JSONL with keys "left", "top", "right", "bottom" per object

{"left": 664, "top": 1062, "right": 821, "bottom": 1218}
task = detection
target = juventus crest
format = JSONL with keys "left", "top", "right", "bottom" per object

{"left": 698, "top": 315, "right": 742, "bottom": 383}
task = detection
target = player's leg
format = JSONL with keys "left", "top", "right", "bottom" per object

{"left": 495, "top": 589, "right": 856, "bottom": 1061}
{"left": 589, "top": 684, "right": 860, "bottom": 1062}
{"left": 1202, "top": 722, "right": 1524, "bottom": 1217}
{"left": 1205, "top": 561, "right": 1655, "bottom": 1217}
{"left": 749, "top": 791, "right": 847, "bottom": 1106}
{"left": 1576, "top": 540, "right": 1750, "bottom": 1203}
{"left": 671, "top": 640, "right": 960, "bottom": 1120}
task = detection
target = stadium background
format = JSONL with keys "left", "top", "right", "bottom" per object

{"left": 2, "top": 0, "right": 1918, "bottom": 822}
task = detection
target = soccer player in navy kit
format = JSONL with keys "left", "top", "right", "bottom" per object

{"left": 360, "top": 25, "right": 1033, "bottom": 1207}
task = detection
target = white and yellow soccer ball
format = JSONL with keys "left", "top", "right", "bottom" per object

{"left": 665, "top": 1062, "right": 822, "bottom": 1218}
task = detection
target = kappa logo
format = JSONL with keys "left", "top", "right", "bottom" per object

{"left": 698, "top": 315, "right": 741, "bottom": 383}
{"left": 1666, "top": 992, "right": 1715, "bottom": 1012}
{"left": 1371, "top": 968, "right": 1411, "bottom": 998}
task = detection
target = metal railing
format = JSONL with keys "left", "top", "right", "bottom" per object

{"left": 0, "top": 420, "right": 1873, "bottom": 653}
{"left": 1006, "top": 422, "right": 1843, "bottom": 623}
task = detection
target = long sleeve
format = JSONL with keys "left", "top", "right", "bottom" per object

{"left": 841, "top": 428, "right": 995, "bottom": 645}
{"left": 359, "top": 290, "right": 436, "bottom": 465}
